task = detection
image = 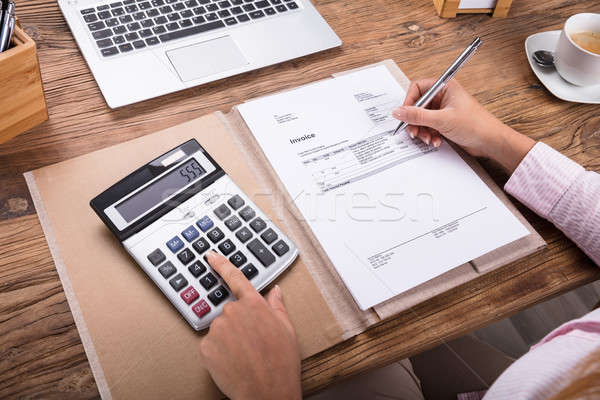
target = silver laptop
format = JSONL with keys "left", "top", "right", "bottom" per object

{"left": 58, "top": 0, "right": 341, "bottom": 108}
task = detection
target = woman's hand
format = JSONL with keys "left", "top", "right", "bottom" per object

{"left": 200, "top": 251, "right": 302, "bottom": 400}
{"left": 392, "top": 79, "right": 535, "bottom": 173}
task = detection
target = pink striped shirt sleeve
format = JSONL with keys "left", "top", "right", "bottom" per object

{"left": 504, "top": 142, "right": 600, "bottom": 265}
{"left": 482, "top": 142, "right": 600, "bottom": 400}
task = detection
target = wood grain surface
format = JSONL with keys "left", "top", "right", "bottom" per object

{"left": 1, "top": 0, "right": 600, "bottom": 398}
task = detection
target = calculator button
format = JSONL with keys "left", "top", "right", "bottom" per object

{"left": 272, "top": 240, "right": 290, "bottom": 256}
{"left": 213, "top": 204, "right": 231, "bottom": 220}
{"left": 249, "top": 217, "right": 267, "bottom": 233}
{"left": 180, "top": 286, "right": 200, "bottom": 304}
{"left": 241, "top": 263, "right": 258, "bottom": 280}
{"left": 218, "top": 239, "right": 236, "bottom": 255}
{"left": 235, "top": 226, "right": 253, "bottom": 243}
{"left": 158, "top": 261, "right": 177, "bottom": 278}
{"left": 239, "top": 206, "right": 256, "bottom": 221}
{"left": 169, "top": 273, "right": 188, "bottom": 291}
{"left": 177, "top": 248, "right": 196, "bottom": 264}
{"left": 196, "top": 215, "right": 214, "bottom": 232}
{"left": 192, "top": 237, "right": 210, "bottom": 254}
{"left": 229, "top": 251, "right": 247, "bottom": 267}
{"left": 166, "top": 236, "right": 185, "bottom": 253}
{"left": 199, "top": 272, "right": 218, "bottom": 290}
{"left": 147, "top": 248, "right": 166, "bottom": 266}
{"left": 227, "top": 194, "right": 245, "bottom": 210}
{"left": 247, "top": 238, "right": 275, "bottom": 267}
{"left": 224, "top": 215, "right": 242, "bottom": 231}
{"left": 192, "top": 299, "right": 211, "bottom": 318}
{"left": 260, "top": 228, "right": 278, "bottom": 244}
{"left": 188, "top": 260, "right": 207, "bottom": 277}
{"left": 182, "top": 225, "right": 200, "bottom": 242}
{"left": 208, "top": 285, "right": 229, "bottom": 306}
{"left": 207, "top": 227, "right": 225, "bottom": 243}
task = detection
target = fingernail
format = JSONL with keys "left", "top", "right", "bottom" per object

{"left": 424, "top": 137, "right": 430, "bottom": 145}
{"left": 206, "top": 250, "right": 217, "bottom": 262}
{"left": 274, "top": 284, "right": 282, "bottom": 300}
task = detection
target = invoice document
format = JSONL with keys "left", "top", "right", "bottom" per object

{"left": 238, "top": 65, "right": 529, "bottom": 310}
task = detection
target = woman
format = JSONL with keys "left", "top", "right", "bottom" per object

{"left": 199, "top": 78, "right": 600, "bottom": 399}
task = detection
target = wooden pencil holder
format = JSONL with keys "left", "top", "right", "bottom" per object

{"left": 0, "top": 23, "right": 48, "bottom": 144}
{"left": 433, "top": 0, "right": 513, "bottom": 18}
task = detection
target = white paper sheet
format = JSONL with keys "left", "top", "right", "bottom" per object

{"left": 458, "top": 0, "right": 497, "bottom": 9}
{"left": 238, "top": 66, "right": 529, "bottom": 310}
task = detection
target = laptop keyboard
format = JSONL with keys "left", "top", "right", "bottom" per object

{"left": 80, "top": 0, "right": 300, "bottom": 57}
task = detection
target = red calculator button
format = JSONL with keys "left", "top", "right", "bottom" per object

{"left": 192, "top": 300, "right": 211, "bottom": 318}
{"left": 181, "top": 286, "right": 200, "bottom": 305}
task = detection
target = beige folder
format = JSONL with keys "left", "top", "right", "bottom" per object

{"left": 25, "top": 60, "right": 545, "bottom": 400}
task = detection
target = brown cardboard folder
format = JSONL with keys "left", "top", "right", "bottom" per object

{"left": 25, "top": 60, "right": 545, "bottom": 399}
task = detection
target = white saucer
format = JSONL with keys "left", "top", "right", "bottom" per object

{"left": 525, "top": 30, "right": 600, "bottom": 104}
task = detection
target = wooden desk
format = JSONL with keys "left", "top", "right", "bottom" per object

{"left": 1, "top": 0, "right": 599, "bottom": 397}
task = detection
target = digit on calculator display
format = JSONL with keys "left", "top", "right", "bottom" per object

{"left": 115, "top": 158, "right": 206, "bottom": 223}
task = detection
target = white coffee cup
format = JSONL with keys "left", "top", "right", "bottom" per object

{"left": 554, "top": 13, "right": 600, "bottom": 86}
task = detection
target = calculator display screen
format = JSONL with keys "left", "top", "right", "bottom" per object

{"left": 115, "top": 158, "right": 206, "bottom": 223}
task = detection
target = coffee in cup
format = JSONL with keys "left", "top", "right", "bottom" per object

{"left": 569, "top": 31, "right": 600, "bottom": 55}
{"left": 554, "top": 13, "right": 600, "bottom": 86}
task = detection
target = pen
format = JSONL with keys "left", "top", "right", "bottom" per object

{"left": 0, "top": 0, "right": 14, "bottom": 53}
{"left": 0, "top": 0, "right": 7, "bottom": 41}
{"left": 0, "top": 1, "right": 15, "bottom": 53}
{"left": 393, "top": 37, "right": 482, "bottom": 135}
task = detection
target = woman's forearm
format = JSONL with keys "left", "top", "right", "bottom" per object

{"left": 489, "top": 125, "right": 536, "bottom": 174}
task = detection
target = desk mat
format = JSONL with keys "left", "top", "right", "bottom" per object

{"left": 25, "top": 113, "right": 343, "bottom": 400}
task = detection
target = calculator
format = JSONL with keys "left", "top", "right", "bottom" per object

{"left": 90, "top": 139, "right": 298, "bottom": 330}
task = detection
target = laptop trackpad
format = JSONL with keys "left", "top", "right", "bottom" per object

{"left": 166, "top": 36, "right": 248, "bottom": 82}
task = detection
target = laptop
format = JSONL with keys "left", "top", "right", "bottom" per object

{"left": 58, "top": 0, "right": 341, "bottom": 108}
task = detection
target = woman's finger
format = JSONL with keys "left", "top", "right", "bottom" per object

{"left": 205, "top": 251, "right": 256, "bottom": 299}
{"left": 417, "top": 127, "right": 432, "bottom": 145}
{"left": 401, "top": 78, "right": 438, "bottom": 107}
{"left": 407, "top": 125, "right": 418, "bottom": 139}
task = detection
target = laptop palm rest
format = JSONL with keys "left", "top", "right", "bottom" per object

{"left": 166, "top": 36, "right": 249, "bottom": 82}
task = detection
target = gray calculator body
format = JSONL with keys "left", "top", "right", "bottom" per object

{"left": 90, "top": 139, "right": 298, "bottom": 330}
